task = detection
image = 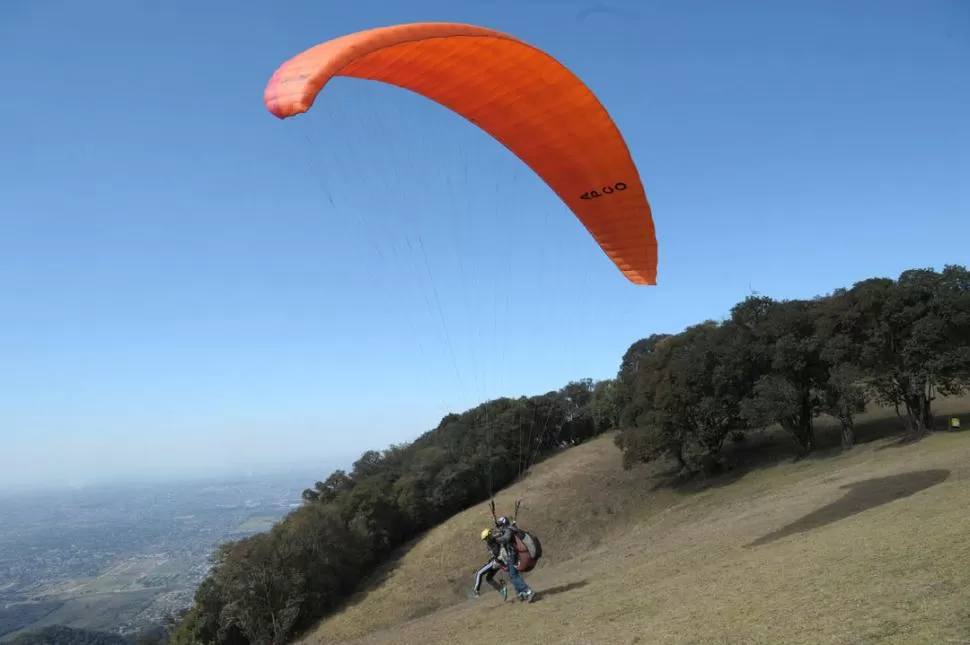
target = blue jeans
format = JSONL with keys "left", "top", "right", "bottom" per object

{"left": 506, "top": 559, "right": 531, "bottom": 595}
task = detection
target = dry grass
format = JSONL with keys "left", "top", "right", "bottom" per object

{"left": 303, "top": 398, "right": 970, "bottom": 645}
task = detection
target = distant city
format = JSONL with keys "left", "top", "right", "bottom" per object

{"left": 0, "top": 469, "right": 324, "bottom": 638}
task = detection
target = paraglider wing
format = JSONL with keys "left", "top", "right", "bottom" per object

{"left": 264, "top": 22, "right": 657, "bottom": 285}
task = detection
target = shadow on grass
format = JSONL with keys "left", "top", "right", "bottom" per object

{"left": 745, "top": 468, "right": 950, "bottom": 548}
{"left": 874, "top": 436, "right": 924, "bottom": 451}
{"left": 535, "top": 579, "right": 588, "bottom": 601}
{"left": 650, "top": 405, "right": 966, "bottom": 494}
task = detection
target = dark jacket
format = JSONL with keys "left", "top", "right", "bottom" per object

{"left": 491, "top": 527, "right": 521, "bottom": 565}
{"left": 483, "top": 535, "right": 502, "bottom": 561}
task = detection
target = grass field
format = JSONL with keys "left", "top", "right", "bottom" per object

{"left": 233, "top": 516, "right": 280, "bottom": 533}
{"left": 303, "top": 398, "right": 970, "bottom": 645}
{"left": 9, "top": 589, "right": 160, "bottom": 635}
{"left": 4, "top": 556, "right": 193, "bottom": 637}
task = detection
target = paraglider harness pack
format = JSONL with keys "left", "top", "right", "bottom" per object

{"left": 490, "top": 499, "right": 543, "bottom": 573}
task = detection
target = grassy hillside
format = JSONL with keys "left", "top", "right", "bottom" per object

{"left": 305, "top": 398, "right": 970, "bottom": 645}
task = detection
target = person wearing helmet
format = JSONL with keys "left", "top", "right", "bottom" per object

{"left": 472, "top": 528, "right": 508, "bottom": 600}
{"left": 484, "top": 522, "right": 536, "bottom": 603}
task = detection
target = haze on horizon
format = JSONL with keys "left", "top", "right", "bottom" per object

{"left": 1, "top": 429, "right": 349, "bottom": 492}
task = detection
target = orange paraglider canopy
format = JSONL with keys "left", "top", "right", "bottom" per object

{"left": 264, "top": 22, "right": 658, "bottom": 285}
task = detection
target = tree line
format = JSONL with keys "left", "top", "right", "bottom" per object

{"left": 167, "top": 264, "right": 969, "bottom": 645}
{"left": 615, "top": 265, "right": 970, "bottom": 472}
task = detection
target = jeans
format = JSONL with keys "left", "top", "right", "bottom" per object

{"left": 506, "top": 559, "right": 531, "bottom": 595}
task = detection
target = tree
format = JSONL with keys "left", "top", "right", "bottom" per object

{"left": 815, "top": 291, "right": 868, "bottom": 448}
{"left": 589, "top": 378, "right": 624, "bottom": 433}
{"left": 616, "top": 322, "right": 751, "bottom": 475}
{"left": 837, "top": 267, "right": 970, "bottom": 437}
{"left": 736, "top": 298, "right": 827, "bottom": 457}
{"left": 301, "top": 470, "right": 355, "bottom": 504}
{"left": 819, "top": 363, "right": 867, "bottom": 448}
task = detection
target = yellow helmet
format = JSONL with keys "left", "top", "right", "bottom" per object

{"left": 480, "top": 528, "right": 491, "bottom": 541}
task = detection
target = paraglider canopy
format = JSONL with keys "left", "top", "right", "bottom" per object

{"left": 264, "top": 21, "right": 658, "bottom": 285}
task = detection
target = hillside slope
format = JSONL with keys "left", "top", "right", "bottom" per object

{"left": 307, "top": 404, "right": 970, "bottom": 645}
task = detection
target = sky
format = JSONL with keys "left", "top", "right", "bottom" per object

{"left": 1, "top": 0, "right": 967, "bottom": 490}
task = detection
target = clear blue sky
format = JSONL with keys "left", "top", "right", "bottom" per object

{"left": 1, "top": 0, "right": 967, "bottom": 489}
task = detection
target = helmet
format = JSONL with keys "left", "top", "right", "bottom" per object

{"left": 496, "top": 516, "right": 509, "bottom": 527}
{"left": 480, "top": 528, "right": 491, "bottom": 541}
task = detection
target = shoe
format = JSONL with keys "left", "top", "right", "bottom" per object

{"left": 499, "top": 585, "right": 508, "bottom": 601}
{"left": 519, "top": 590, "right": 536, "bottom": 603}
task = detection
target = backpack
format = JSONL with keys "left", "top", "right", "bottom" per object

{"left": 499, "top": 529, "right": 543, "bottom": 573}
{"left": 520, "top": 529, "right": 542, "bottom": 560}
